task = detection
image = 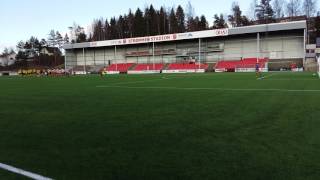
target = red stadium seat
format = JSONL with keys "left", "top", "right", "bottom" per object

{"left": 168, "top": 63, "right": 208, "bottom": 70}
{"left": 133, "top": 64, "right": 164, "bottom": 71}
{"left": 106, "top": 63, "right": 134, "bottom": 73}
{"left": 215, "top": 58, "right": 268, "bottom": 71}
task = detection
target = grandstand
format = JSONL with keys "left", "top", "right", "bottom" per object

{"left": 64, "top": 21, "right": 307, "bottom": 74}
{"left": 215, "top": 58, "right": 268, "bottom": 72}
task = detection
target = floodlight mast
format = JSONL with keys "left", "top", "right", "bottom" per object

{"left": 153, "top": 42, "right": 155, "bottom": 70}
{"left": 198, "top": 38, "right": 201, "bottom": 69}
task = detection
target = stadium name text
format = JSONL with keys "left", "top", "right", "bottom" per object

{"left": 90, "top": 29, "right": 229, "bottom": 47}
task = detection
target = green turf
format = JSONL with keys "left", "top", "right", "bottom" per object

{"left": 0, "top": 72, "right": 320, "bottom": 180}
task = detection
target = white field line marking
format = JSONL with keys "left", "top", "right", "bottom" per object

{"left": 263, "top": 73, "right": 277, "bottom": 79}
{"left": 263, "top": 78, "right": 319, "bottom": 81}
{"left": 96, "top": 85, "right": 320, "bottom": 92}
{"left": 0, "top": 162, "right": 53, "bottom": 180}
{"left": 109, "top": 76, "right": 176, "bottom": 85}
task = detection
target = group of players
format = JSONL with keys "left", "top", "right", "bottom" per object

{"left": 18, "top": 68, "right": 70, "bottom": 77}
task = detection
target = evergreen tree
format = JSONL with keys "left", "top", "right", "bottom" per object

{"left": 48, "top": 30, "right": 56, "bottom": 47}
{"left": 56, "top": 31, "right": 64, "bottom": 48}
{"left": 92, "top": 19, "right": 104, "bottom": 41}
{"left": 40, "top": 39, "right": 47, "bottom": 47}
{"left": 122, "top": 15, "right": 130, "bottom": 38}
{"left": 77, "top": 33, "right": 87, "bottom": 43}
{"left": 256, "top": 0, "right": 274, "bottom": 23}
{"left": 176, "top": 5, "right": 186, "bottom": 33}
{"left": 64, "top": 34, "right": 69, "bottom": 43}
{"left": 104, "top": 19, "right": 111, "bottom": 40}
{"left": 110, "top": 17, "right": 118, "bottom": 39}
{"left": 159, "top": 7, "right": 168, "bottom": 34}
{"left": 127, "top": 9, "right": 135, "bottom": 38}
{"left": 213, "top": 14, "right": 227, "bottom": 29}
{"left": 187, "top": 17, "right": 196, "bottom": 32}
{"left": 228, "top": 2, "right": 243, "bottom": 27}
{"left": 134, "top": 8, "right": 145, "bottom": 37}
{"left": 169, "top": 8, "right": 178, "bottom": 33}
{"left": 144, "top": 6, "right": 151, "bottom": 36}
{"left": 117, "top": 15, "right": 125, "bottom": 39}
{"left": 199, "top": 15, "right": 208, "bottom": 30}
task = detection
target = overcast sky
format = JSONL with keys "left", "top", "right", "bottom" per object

{"left": 0, "top": 0, "right": 307, "bottom": 52}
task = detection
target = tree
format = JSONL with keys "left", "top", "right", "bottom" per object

{"left": 104, "top": 19, "right": 111, "bottom": 40}
{"left": 187, "top": 17, "right": 196, "bottom": 31}
{"left": 256, "top": 0, "right": 274, "bottom": 23}
{"left": 69, "top": 22, "right": 86, "bottom": 43}
{"left": 199, "top": 15, "right": 208, "bottom": 30}
{"left": 77, "top": 33, "right": 87, "bottom": 43}
{"left": 176, "top": 5, "right": 186, "bottom": 33}
{"left": 249, "top": 0, "right": 258, "bottom": 20}
{"left": 144, "top": 5, "right": 158, "bottom": 36}
{"left": 117, "top": 15, "right": 125, "bottom": 38}
{"left": 17, "top": 41, "right": 25, "bottom": 51}
{"left": 213, "top": 14, "right": 227, "bottom": 29}
{"left": 133, "top": 8, "right": 145, "bottom": 37}
{"left": 127, "top": 9, "right": 135, "bottom": 38}
{"left": 64, "top": 34, "right": 69, "bottom": 44}
{"left": 186, "top": 1, "right": 196, "bottom": 32}
{"left": 241, "top": 16, "right": 253, "bottom": 26}
{"left": 186, "top": 1, "right": 195, "bottom": 19}
{"left": 303, "top": 0, "right": 317, "bottom": 17}
{"left": 109, "top": 17, "right": 118, "bottom": 39}
{"left": 122, "top": 14, "right": 130, "bottom": 38}
{"left": 169, "top": 8, "right": 178, "bottom": 33}
{"left": 56, "top": 31, "right": 64, "bottom": 48}
{"left": 287, "top": 0, "right": 302, "bottom": 17}
{"left": 228, "top": 2, "right": 243, "bottom": 27}
{"left": 2, "top": 48, "right": 9, "bottom": 56}
{"left": 144, "top": 6, "right": 151, "bottom": 36}
{"left": 92, "top": 19, "right": 104, "bottom": 41}
{"left": 48, "top": 30, "right": 56, "bottom": 47}
{"left": 159, "top": 7, "right": 169, "bottom": 34}
{"left": 40, "top": 39, "right": 47, "bottom": 47}
{"left": 273, "top": 0, "right": 285, "bottom": 18}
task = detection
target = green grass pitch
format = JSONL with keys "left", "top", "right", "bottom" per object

{"left": 0, "top": 72, "right": 320, "bottom": 180}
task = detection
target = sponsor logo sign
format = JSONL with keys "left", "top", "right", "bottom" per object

{"left": 91, "top": 29, "right": 229, "bottom": 48}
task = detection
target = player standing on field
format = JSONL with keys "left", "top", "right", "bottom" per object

{"left": 256, "top": 63, "right": 262, "bottom": 79}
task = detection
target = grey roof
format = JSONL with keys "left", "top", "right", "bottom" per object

{"left": 229, "top": 20, "right": 306, "bottom": 35}
{"left": 64, "top": 20, "right": 306, "bottom": 50}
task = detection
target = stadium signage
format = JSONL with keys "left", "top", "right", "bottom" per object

{"left": 90, "top": 28, "right": 228, "bottom": 48}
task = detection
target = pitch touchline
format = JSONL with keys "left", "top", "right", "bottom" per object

{"left": 108, "top": 75, "right": 183, "bottom": 86}
{"left": 0, "top": 162, "right": 53, "bottom": 180}
{"left": 96, "top": 85, "right": 320, "bottom": 92}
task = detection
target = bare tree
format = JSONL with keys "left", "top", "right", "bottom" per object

{"left": 286, "top": 0, "right": 302, "bottom": 17}
{"left": 273, "top": 0, "right": 286, "bottom": 18}
{"left": 303, "top": 0, "right": 317, "bottom": 17}
{"left": 185, "top": 1, "right": 195, "bottom": 19}
{"left": 248, "top": 0, "right": 258, "bottom": 20}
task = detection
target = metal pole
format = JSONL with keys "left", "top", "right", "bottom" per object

{"left": 83, "top": 48, "right": 86, "bottom": 74}
{"left": 64, "top": 51, "right": 67, "bottom": 72}
{"left": 93, "top": 49, "right": 96, "bottom": 66}
{"left": 257, "top": 33, "right": 260, "bottom": 63}
{"left": 153, "top": 42, "right": 155, "bottom": 70}
{"left": 199, "top": 38, "right": 201, "bottom": 69}
{"left": 104, "top": 48, "right": 106, "bottom": 67}
{"left": 304, "top": 28, "right": 306, "bottom": 65}
{"left": 115, "top": 45, "right": 117, "bottom": 71}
